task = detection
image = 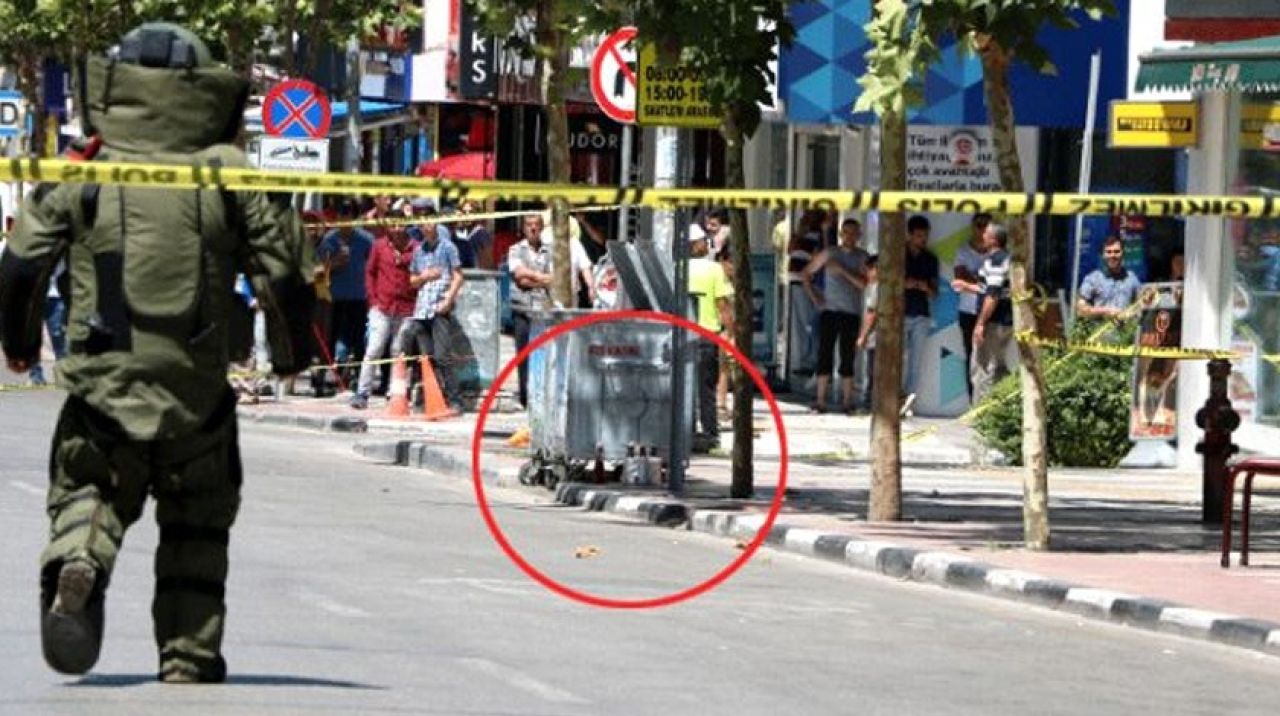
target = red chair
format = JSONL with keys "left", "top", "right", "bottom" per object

{"left": 1221, "top": 457, "right": 1280, "bottom": 567}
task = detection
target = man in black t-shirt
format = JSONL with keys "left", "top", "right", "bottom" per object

{"left": 971, "top": 222, "right": 1014, "bottom": 402}
{"left": 903, "top": 215, "right": 939, "bottom": 410}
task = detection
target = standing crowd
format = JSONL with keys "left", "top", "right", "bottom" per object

{"left": 768, "top": 210, "right": 1022, "bottom": 425}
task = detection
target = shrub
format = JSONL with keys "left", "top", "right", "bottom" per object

{"left": 972, "top": 320, "right": 1136, "bottom": 468}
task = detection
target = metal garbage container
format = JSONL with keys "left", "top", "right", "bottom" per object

{"left": 520, "top": 309, "right": 695, "bottom": 490}
{"left": 452, "top": 269, "right": 501, "bottom": 401}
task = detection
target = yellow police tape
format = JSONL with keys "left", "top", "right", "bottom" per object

{"left": 1013, "top": 332, "right": 1238, "bottom": 361}
{"left": 227, "top": 352, "right": 431, "bottom": 381}
{"left": 5, "top": 157, "right": 1280, "bottom": 218}
{"left": 307, "top": 205, "right": 620, "bottom": 231}
{"left": 896, "top": 307, "right": 1203, "bottom": 445}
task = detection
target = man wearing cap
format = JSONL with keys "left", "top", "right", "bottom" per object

{"left": 403, "top": 208, "right": 465, "bottom": 413}
{"left": 687, "top": 224, "right": 733, "bottom": 452}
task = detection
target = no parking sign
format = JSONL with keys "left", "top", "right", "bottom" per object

{"left": 263, "top": 80, "right": 332, "bottom": 139}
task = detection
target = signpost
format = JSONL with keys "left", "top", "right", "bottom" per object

{"left": 0, "top": 91, "right": 24, "bottom": 139}
{"left": 257, "top": 137, "right": 330, "bottom": 173}
{"left": 590, "top": 27, "right": 637, "bottom": 124}
{"left": 263, "top": 79, "right": 332, "bottom": 140}
{"left": 636, "top": 44, "right": 718, "bottom": 129}
{"left": 1109, "top": 100, "right": 1200, "bottom": 148}
{"left": 459, "top": 9, "right": 498, "bottom": 100}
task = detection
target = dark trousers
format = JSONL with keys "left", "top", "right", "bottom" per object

{"left": 863, "top": 348, "right": 876, "bottom": 408}
{"left": 401, "top": 315, "right": 462, "bottom": 408}
{"left": 816, "top": 311, "right": 861, "bottom": 378}
{"left": 513, "top": 312, "right": 532, "bottom": 407}
{"left": 697, "top": 341, "right": 720, "bottom": 437}
{"left": 43, "top": 392, "right": 241, "bottom": 681}
{"left": 958, "top": 311, "right": 977, "bottom": 401}
{"left": 330, "top": 299, "right": 368, "bottom": 376}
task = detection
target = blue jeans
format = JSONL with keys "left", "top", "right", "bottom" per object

{"left": 30, "top": 297, "right": 67, "bottom": 385}
{"left": 356, "top": 308, "right": 411, "bottom": 398}
{"left": 903, "top": 315, "right": 931, "bottom": 396}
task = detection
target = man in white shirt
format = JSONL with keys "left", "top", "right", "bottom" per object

{"left": 949, "top": 212, "right": 991, "bottom": 403}
{"left": 540, "top": 209, "right": 596, "bottom": 307}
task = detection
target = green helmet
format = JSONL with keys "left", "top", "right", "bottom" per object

{"left": 114, "top": 22, "right": 216, "bottom": 69}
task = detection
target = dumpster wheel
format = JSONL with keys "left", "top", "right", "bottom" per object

{"left": 518, "top": 459, "right": 541, "bottom": 486}
{"left": 544, "top": 462, "right": 568, "bottom": 491}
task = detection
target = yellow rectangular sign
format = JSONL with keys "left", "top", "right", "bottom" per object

{"left": 1109, "top": 101, "right": 1199, "bottom": 148}
{"left": 1241, "top": 103, "right": 1280, "bottom": 151}
{"left": 636, "top": 44, "right": 719, "bottom": 129}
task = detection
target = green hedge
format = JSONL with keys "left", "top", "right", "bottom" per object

{"left": 972, "top": 321, "right": 1136, "bottom": 468}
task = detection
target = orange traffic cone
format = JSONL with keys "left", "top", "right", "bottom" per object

{"left": 385, "top": 356, "right": 411, "bottom": 418}
{"left": 418, "top": 356, "right": 457, "bottom": 421}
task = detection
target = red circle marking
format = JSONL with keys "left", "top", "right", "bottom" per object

{"left": 263, "top": 79, "right": 332, "bottom": 139}
{"left": 471, "top": 309, "right": 789, "bottom": 610}
{"left": 590, "top": 27, "right": 638, "bottom": 124}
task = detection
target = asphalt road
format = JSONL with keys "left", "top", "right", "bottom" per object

{"left": 3, "top": 389, "right": 1280, "bottom": 715}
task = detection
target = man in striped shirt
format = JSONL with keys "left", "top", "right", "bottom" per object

{"left": 971, "top": 223, "right": 1015, "bottom": 402}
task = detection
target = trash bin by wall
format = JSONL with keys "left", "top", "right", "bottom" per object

{"left": 454, "top": 269, "right": 501, "bottom": 393}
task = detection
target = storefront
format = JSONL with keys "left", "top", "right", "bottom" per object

{"left": 757, "top": 0, "right": 1133, "bottom": 416}
{"left": 1135, "top": 35, "right": 1280, "bottom": 468}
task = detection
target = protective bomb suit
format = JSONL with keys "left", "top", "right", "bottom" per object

{"left": 0, "top": 24, "right": 314, "bottom": 683}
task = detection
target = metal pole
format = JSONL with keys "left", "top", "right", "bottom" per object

{"left": 1068, "top": 50, "right": 1102, "bottom": 325}
{"left": 618, "top": 123, "right": 634, "bottom": 241}
{"left": 345, "top": 37, "right": 363, "bottom": 173}
{"left": 654, "top": 126, "right": 686, "bottom": 494}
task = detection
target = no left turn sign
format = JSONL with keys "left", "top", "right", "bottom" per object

{"left": 590, "top": 27, "right": 638, "bottom": 124}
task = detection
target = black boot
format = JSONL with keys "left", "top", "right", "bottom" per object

{"left": 41, "top": 560, "right": 105, "bottom": 675}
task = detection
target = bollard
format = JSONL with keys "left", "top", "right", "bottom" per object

{"left": 1195, "top": 358, "right": 1240, "bottom": 525}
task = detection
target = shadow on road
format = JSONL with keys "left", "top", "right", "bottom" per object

{"left": 669, "top": 477, "right": 1280, "bottom": 556}
{"left": 69, "top": 673, "right": 386, "bottom": 689}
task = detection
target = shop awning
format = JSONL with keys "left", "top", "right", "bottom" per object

{"left": 1136, "top": 35, "right": 1280, "bottom": 93}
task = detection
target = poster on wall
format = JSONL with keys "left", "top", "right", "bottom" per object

{"left": 1230, "top": 338, "right": 1261, "bottom": 425}
{"left": 1129, "top": 283, "right": 1183, "bottom": 441}
{"left": 902, "top": 124, "right": 1039, "bottom": 418}
{"left": 750, "top": 254, "right": 778, "bottom": 367}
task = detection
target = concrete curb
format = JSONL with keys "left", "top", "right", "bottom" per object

{"left": 554, "top": 483, "right": 1280, "bottom": 657}
{"left": 238, "top": 407, "right": 520, "bottom": 440}
{"left": 238, "top": 407, "right": 370, "bottom": 434}
{"left": 353, "top": 440, "right": 519, "bottom": 487}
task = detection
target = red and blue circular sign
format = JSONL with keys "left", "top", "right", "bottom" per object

{"left": 263, "top": 79, "right": 332, "bottom": 140}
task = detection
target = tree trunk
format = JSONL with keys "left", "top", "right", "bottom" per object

{"left": 980, "top": 40, "right": 1051, "bottom": 550}
{"left": 280, "top": 0, "right": 299, "bottom": 77}
{"left": 723, "top": 113, "right": 754, "bottom": 499}
{"left": 538, "top": 0, "right": 574, "bottom": 308}
{"left": 17, "top": 54, "right": 46, "bottom": 158}
{"left": 870, "top": 109, "right": 906, "bottom": 522}
{"left": 304, "top": 0, "right": 332, "bottom": 79}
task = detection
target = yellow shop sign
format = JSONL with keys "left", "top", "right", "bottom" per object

{"left": 1109, "top": 101, "right": 1199, "bottom": 148}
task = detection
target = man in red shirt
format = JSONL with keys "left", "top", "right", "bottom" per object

{"left": 351, "top": 218, "right": 420, "bottom": 409}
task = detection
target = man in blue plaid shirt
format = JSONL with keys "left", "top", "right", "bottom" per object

{"left": 402, "top": 211, "right": 465, "bottom": 412}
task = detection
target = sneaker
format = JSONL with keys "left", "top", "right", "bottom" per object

{"left": 808, "top": 402, "right": 827, "bottom": 415}
{"left": 41, "top": 560, "right": 104, "bottom": 675}
{"left": 349, "top": 394, "right": 368, "bottom": 410}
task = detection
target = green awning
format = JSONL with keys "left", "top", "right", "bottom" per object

{"left": 1136, "top": 35, "right": 1280, "bottom": 93}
